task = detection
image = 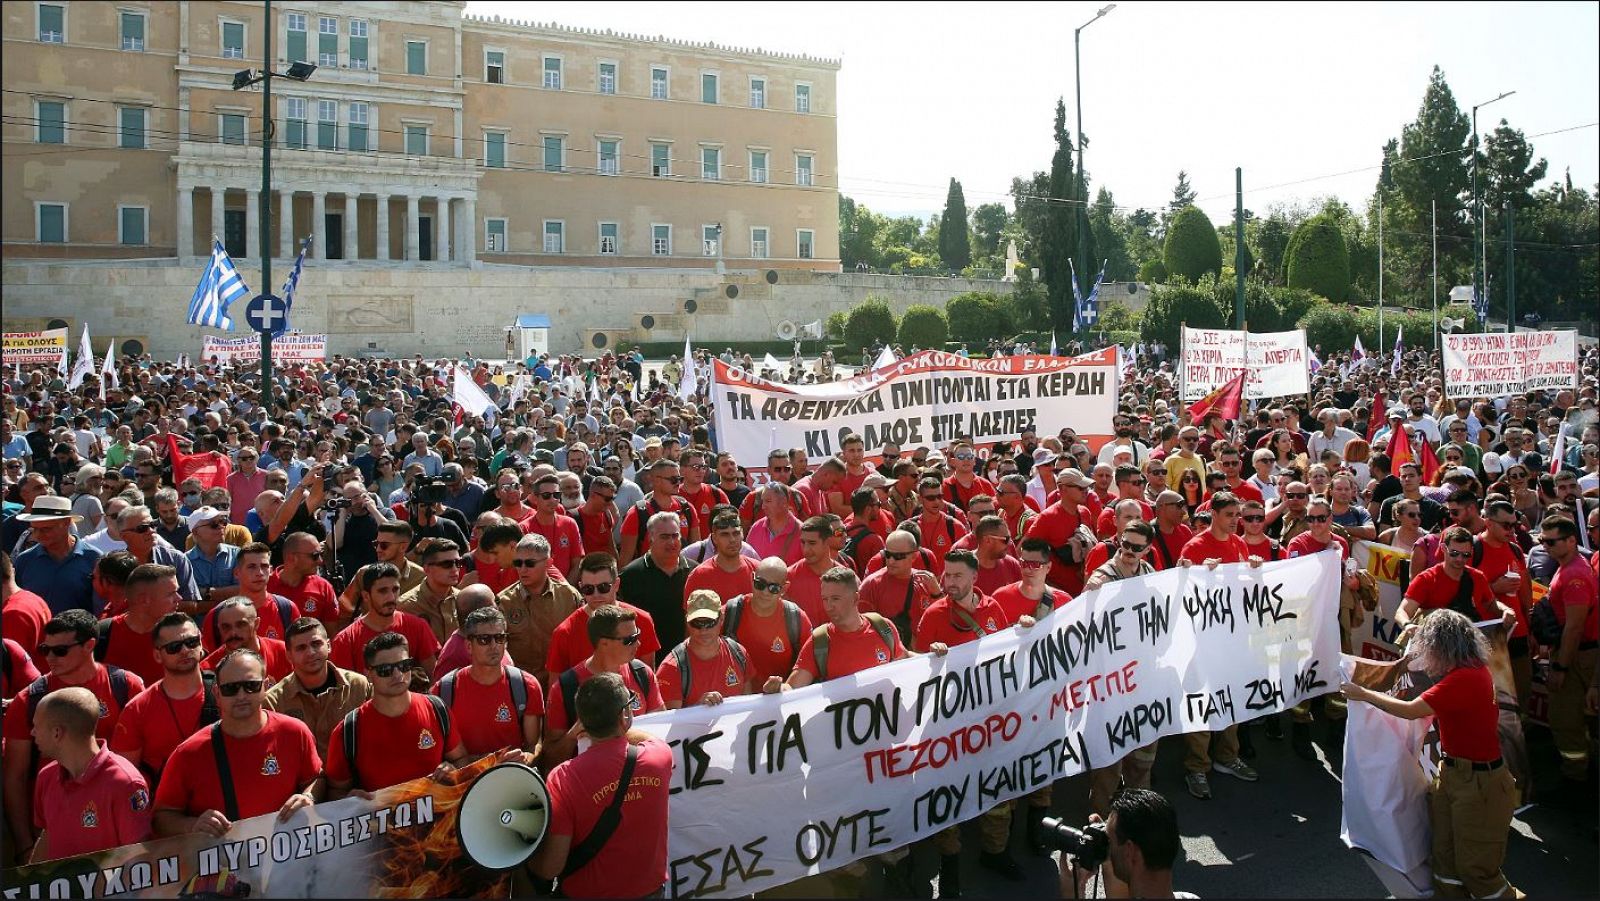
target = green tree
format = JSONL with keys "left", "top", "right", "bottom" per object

{"left": 1387, "top": 66, "right": 1472, "bottom": 302}
{"left": 1163, "top": 170, "right": 1197, "bottom": 236}
{"left": 945, "top": 292, "right": 1016, "bottom": 345}
{"left": 1038, "top": 100, "right": 1081, "bottom": 333}
{"left": 937, "top": 180, "right": 972, "bottom": 270}
{"left": 838, "top": 195, "right": 886, "bottom": 271}
{"left": 1163, "top": 206, "right": 1223, "bottom": 283}
{"left": 1139, "top": 275, "right": 1229, "bottom": 347}
{"left": 844, "top": 298, "right": 898, "bottom": 349}
{"left": 1089, "top": 188, "right": 1134, "bottom": 280}
{"left": 825, "top": 310, "right": 848, "bottom": 339}
{"left": 970, "top": 202, "right": 1009, "bottom": 261}
{"left": 1253, "top": 213, "right": 1292, "bottom": 284}
{"left": 1285, "top": 214, "right": 1351, "bottom": 301}
{"left": 897, "top": 305, "right": 949, "bottom": 349}
{"left": 1137, "top": 258, "right": 1167, "bottom": 283}
{"left": 1006, "top": 269, "right": 1051, "bottom": 334}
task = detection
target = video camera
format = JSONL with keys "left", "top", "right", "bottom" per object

{"left": 412, "top": 474, "right": 452, "bottom": 505}
{"left": 1039, "top": 816, "right": 1109, "bottom": 870}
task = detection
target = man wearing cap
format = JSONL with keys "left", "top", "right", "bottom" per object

{"left": 12, "top": 496, "right": 102, "bottom": 615}
{"left": 1024, "top": 467, "right": 1097, "bottom": 596}
{"left": 439, "top": 463, "right": 485, "bottom": 520}
{"left": 657, "top": 591, "right": 753, "bottom": 708}
{"left": 1163, "top": 427, "right": 1207, "bottom": 491}
{"left": 225, "top": 448, "right": 267, "bottom": 525}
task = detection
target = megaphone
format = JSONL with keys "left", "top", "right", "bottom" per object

{"left": 457, "top": 762, "right": 552, "bottom": 870}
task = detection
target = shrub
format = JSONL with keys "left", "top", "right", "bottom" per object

{"left": 1285, "top": 214, "right": 1351, "bottom": 301}
{"left": 825, "top": 311, "right": 848, "bottom": 339}
{"left": 1137, "top": 258, "right": 1168, "bottom": 284}
{"left": 1163, "top": 207, "right": 1223, "bottom": 283}
{"left": 945, "top": 292, "right": 1015, "bottom": 345}
{"left": 844, "top": 297, "right": 898, "bottom": 350}
{"left": 897, "top": 305, "right": 949, "bottom": 349}
{"left": 1139, "top": 275, "right": 1230, "bottom": 347}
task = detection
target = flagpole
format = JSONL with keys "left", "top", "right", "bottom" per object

{"left": 1377, "top": 195, "right": 1385, "bottom": 351}
{"left": 258, "top": 0, "right": 275, "bottom": 394}
{"left": 1431, "top": 199, "right": 1439, "bottom": 353}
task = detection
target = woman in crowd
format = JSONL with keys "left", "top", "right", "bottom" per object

{"left": 1378, "top": 498, "right": 1426, "bottom": 560}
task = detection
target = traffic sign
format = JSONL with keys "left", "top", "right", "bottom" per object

{"left": 243, "top": 293, "right": 288, "bottom": 334}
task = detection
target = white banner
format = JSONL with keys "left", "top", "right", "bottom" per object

{"left": 1442, "top": 330, "right": 1578, "bottom": 397}
{"left": 637, "top": 552, "right": 1344, "bottom": 897}
{"left": 2, "top": 328, "right": 69, "bottom": 364}
{"left": 202, "top": 332, "right": 328, "bottom": 364}
{"left": 1180, "top": 327, "right": 1311, "bottom": 401}
{"left": 711, "top": 349, "right": 1119, "bottom": 466}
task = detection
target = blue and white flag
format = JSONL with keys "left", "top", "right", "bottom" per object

{"left": 1472, "top": 287, "right": 1489, "bottom": 325}
{"left": 276, "top": 235, "right": 313, "bottom": 338}
{"left": 1390, "top": 325, "right": 1403, "bottom": 376}
{"left": 186, "top": 238, "right": 249, "bottom": 331}
{"left": 1071, "top": 259, "right": 1108, "bottom": 332}
{"left": 1069, "top": 260, "right": 1086, "bottom": 332}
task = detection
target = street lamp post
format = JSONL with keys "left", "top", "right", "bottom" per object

{"left": 1470, "top": 90, "right": 1514, "bottom": 325}
{"left": 1074, "top": 4, "right": 1115, "bottom": 312}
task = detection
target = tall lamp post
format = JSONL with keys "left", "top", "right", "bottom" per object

{"left": 1074, "top": 4, "right": 1115, "bottom": 310}
{"left": 1470, "top": 90, "right": 1514, "bottom": 324}
{"left": 231, "top": 0, "right": 315, "bottom": 394}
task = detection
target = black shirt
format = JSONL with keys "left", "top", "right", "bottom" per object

{"left": 619, "top": 552, "right": 692, "bottom": 657}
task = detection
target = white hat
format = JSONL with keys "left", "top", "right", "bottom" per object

{"left": 186, "top": 506, "right": 227, "bottom": 529}
{"left": 17, "top": 495, "right": 82, "bottom": 523}
{"left": 1481, "top": 452, "right": 1504, "bottom": 474}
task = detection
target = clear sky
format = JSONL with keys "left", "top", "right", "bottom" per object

{"left": 464, "top": 1, "right": 1600, "bottom": 223}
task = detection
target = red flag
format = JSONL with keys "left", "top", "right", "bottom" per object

{"left": 1365, "top": 390, "right": 1386, "bottom": 444}
{"left": 1417, "top": 435, "right": 1441, "bottom": 482}
{"left": 1187, "top": 369, "right": 1247, "bottom": 422}
{"left": 163, "top": 434, "right": 232, "bottom": 490}
{"left": 1387, "top": 421, "right": 1414, "bottom": 470}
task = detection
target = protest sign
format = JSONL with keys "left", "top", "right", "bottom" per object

{"left": 1, "top": 757, "right": 508, "bottom": 899}
{"left": 1180, "top": 327, "right": 1311, "bottom": 401}
{"left": 712, "top": 349, "right": 1118, "bottom": 466}
{"left": 202, "top": 333, "right": 328, "bottom": 365}
{"left": 635, "top": 551, "right": 1344, "bottom": 898}
{"left": 1441, "top": 330, "right": 1578, "bottom": 397}
{"left": 2, "top": 328, "right": 69, "bottom": 365}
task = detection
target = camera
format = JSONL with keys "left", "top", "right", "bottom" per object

{"left": 1039, "top": 817, "right": 1109, "bottom": 870}
{"left": 326, "top": 496, "right": 353, "bottom": 510}
{"left": 413, "top": 475, "right": 452, "bottom": 505}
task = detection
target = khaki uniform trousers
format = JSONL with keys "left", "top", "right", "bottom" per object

{"left": 1549, "top": 646, "right": 1598, "bottom": 780}
{"left": 1183, "top": 724, "right": 1239, "bottom": 773}
{"left": 1429, "top": 758, "right": 1519, "bottom": 899}
{"left": 1089, "top": 742, "right": 1158, "bottom": 817}
{"left": 933, "top": 802, "right": 1011, "bottom": 855}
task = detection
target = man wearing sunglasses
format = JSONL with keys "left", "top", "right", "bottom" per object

{"left": 541, "top": 604, "right": 664, "bottom": 772}
{"left": 267, "top": 532, "right": 339, "bottom": 630}
{"left": 521, "top": 474, "right": 586, "bottom": 582}
{"left": 548, "top": 554, "right": 662, "bottom": 679}
{"left": 685, "top": 513, "right": 759, "bottom": 604}
{"left": 941, "top": 440, "right": 996, "bottom": 511}
{"left": 432, "top": 606, "right": 543, "bottom": 764}
{"left": 397, "top": 538, "right": 466, "bottom": 646}
{"left": 23, "top": 686, "right": 153, "bottom": 864}
{"left": 328, "top": 563, "right": 440, "bottom": 679}
{"left": 721, "top": 557, "right": 814, "bottom": 686}
{"left": 200, "top": 544, "right": 299, "bottom": 653}
{"left": 1476, "top": 501, "right": 1534, "bottom": 709}
{"left": 1282, "top": 496, "right": 1365, "bottom": 760}
{"left": 338, "top": 522, "right": 424, "bottom": 620}
{"left": 5, "top": 610, "right": 145, "bottom": 859}
{"left": 111, "top": 612, "right": 220, "bottom": 784}
{"left": 264, "top": 618, "right": 372, "bottom": 759}
{"left": 1538, "top": 515, "right": 1599, "bottom": 793}
{"left": 1396, "top": 527, "right": 1517, "bottom": 635}
{"left": 184, "top": 506, "right": 241, "bottom": 609}
{"left": 201, "top": 598, "right": 292, "bottom": 683}
{"left": 94, "top": 563, "right": 181, "bottom": 685}
{"left": 658, "top": 590, "right": 753, "bottom": 709}
{"left": 1095, "top": 465, "right": 1154, "bottom": 539}
{"left": 617, "top": 459, "right": 698, "bottom": 567}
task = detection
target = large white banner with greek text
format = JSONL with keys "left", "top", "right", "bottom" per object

{"left": 202, "top": 332, "right": 328, "bottom": 364}
{"left": 1180, "top": 327, "right": 1311, "bottom": 401}
{"left": 1442, "top": 330, "right": 1578, "bottom": 397}
{"left": 711, "top": 349, "right": 1118, "bottom": 467}
{"left": 636, "top": 552, "right": 1343, "bottom": 898}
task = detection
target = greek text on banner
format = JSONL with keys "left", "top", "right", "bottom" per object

{"left": 202, "top": 333, "right": 328, "bottom": 364}
{"left": 636, "top": 551, "right": 1345, "bottom": 898}
{"left": 2, "top": 328, "right": 69, "bottom": 365}
{"left": 1180, "top": 326, "right": 1311, "bottom": 401}
{"left": 1441, "top": 330, "right": 1577, "bottom": 397}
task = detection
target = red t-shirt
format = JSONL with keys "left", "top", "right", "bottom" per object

{"left": 915, "top": 595, "right": 1009, "bottom": 651}
{"left": 1095, "top": 500, "right": 1154, "bottom": 538}
{"left": 1421, "top": 664, "right": 1500, "bottom": 762}
{"left": 785, "top": 560, "right": 834, "bottom": 625}
{"left": 1, "top": 638, "right": 40, "bottom": 701}
{"left": 1024, "top": 501, "right": 1093, "bottom": 595}
{"left": 793, "top": 618, "right": 906, "bottom": 681}
{"left": 619, "top": 495, "right": 695, "bottom": 540}
{"left": 110, "top": 680, "right": 209, "bottom": 778}
{"left": 326, "top": 693, "right": 453, "bottom": 791}
{"left": 33, "top": 745, "right": 152, "bottom": 859}
{"left": 1224, "top": 479, "right": 1264, "bottom": 504}
{"left": 201, "top": 638, "right": 292, "bottom": 684}
{"left": 201, "top": 595, "right": 300, "bottom": 652}
{"left": 545, "top": 661, "right": 664, "bottom": 733}
{"left": 942, "top": 474, "right": 996, "bottom": 510}
{"left": 684, "top": 557, "right": 759, "bottom": 604}
{"left": 1286, "top": 532, "right": 1350, "bottom": 561}
{"left": 989, "top": 582, "right": 1061, "bottom": 626}
{"left": 329, "top": 613, "right": 442, "bottom": 673}
{"left": 3, "top": 589, "right": 53, "bottom": 670}
{"left": 975, "top": 556, "right": 1023, "bottom": 598}
{"left": 655, "top": 639, "right": 752, "bottom": 706}
{"left": 520, "top": 513, "right": 586, "bottom": 577}
{"left": 724, "top": 600, "right": 812, "bottom": 684}
{"left": 4, "top": 665, "right": 145, "bottom": 747}
{"left": 1472, "top": 538, "right": 1528, "bottom": 639}
{"left": 676, "top": 483, "right": 730, "bottom": 536}
{"left": 545, "top": 736, "right": 672, "bottom": 898}
{"left": 575, "top": 508, "right": 618, "bottom": 558}
{"left": 1549, "top": 555, "right": 1600, "bottom": 643}
{"left": 472, "top": 556, "right": 519, "bottom": 595}
{"left": 154, "top": 712, "right": 320, "bottom": 819}
{"left": 1181, "top": 530, "right": 1253, "bottom": 565}
{"left": 267, "top": 571, "right": 340, "bottom": 626}
{"left": 1405, "top": 566, "right": 1498, "bottom": 621}
{"left": 858, "top": 569, "right": 937, "bottom": 625}
{"left": 544, "top": 603, "right": 662, "bottom": 677}
{"left": 98, "top": 617, "right": 167, "bottom": 686}
{"left": 914, "top": 512, "right": 968, "bottom": 577}
{"left": 836, "top": 464, "right": 878, "bottom": 508}
{"left": 1152, "top": 524, "right": 1192, "bottom": 570}
{"left": 790, "top": 476, "right": 828, "bottom": 522}
{"left": 433, "top": 666, "right": 546, "bottom": 757}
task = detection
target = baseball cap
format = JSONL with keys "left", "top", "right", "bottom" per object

{"left": 1032, "top": 447, "right": 1058, "bottom": 467}
{"left": 1481, "top": 452, "right": 1504, "bottom": 474}
{"left": 1056, "top": 468, "right": 1094, "bottom": 489}
{"left": 186, "top": 506, "right": 226, "bottom": 529}
{"left": 862, "top": 473, "right": 891, "bottom": 490}
{"left": 685, "top": 590, "right": 722, "bottom": 624}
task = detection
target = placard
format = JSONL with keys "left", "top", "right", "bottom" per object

{"left": 1441, "top": 330, "right": 1578, "bottom": 397}
{"left": 3, "top": 328, "right": 69, "bottom": 364}
{"left": 202, "top": 333, "right": 328, "bottom": 365}
{"left": 1180, "top": 327, "right": 1311, "bottom": 401}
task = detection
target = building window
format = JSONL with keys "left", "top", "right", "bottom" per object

{"left": 118, "top": 206, "right": 147, "bottom": 245}
{"left": 37, "top": 203, "right": 66, "bottom": 243}
{"left": 38, "top": 4, "right": 64, "bottom": 43}
{"left": 120, "top": 11, "right": 145, "bottom": 51}
{"left": 650, "top": 143, "right": 670, "bottom": 177}
{"left": 406, "top": 40, "right": 426, "bottom": 75}
{"left": 543, "top": 221, "right": 564, "bottom": 254}
{"left": 485, "top": 218, "right": 507, "bottom": 252}
{"left": 543, "top": 56, "right": 562, "bottom": 90}
{"left": 797, "top": 229, "right": 815, "bottom": 259}
{"left": 484, "top": 131, "right": 506, "bottom": 168}
{"left": 486, "top": 50, "right": 504, "bottom": 84}
{"left": 221, "top": 112, "right": 246, "bottom": 145}
{"left": 702, "top": 225, "right": 720, "bottom": 257}
{"left": 796, "top": 153, "right": 814, "bottom": 186}
{"left": 316, "top": 99, "right": 337, "bottom": 150}
{"left": 598, "top": 140, "right": 619, "bottom": 175}
{"left": 318, "top": 16, "right": 338, "bottom": 67}
{"left": 347, "top": 19, "right": 367, "bottom": 69}
{"left": 749, "top": 77, "right": 765, "bottom": 109}
{"left": 652, "top": 224, "right": 672, "bottom": 256}
{"left": 119, "top": 107, "right": 146, "bottom": 149}
{"left": 701, "top": 147, "right": 721, "bottom": 181}
{"left": 542, "top": 136, "right": 563, "bottom": 172}
{"left": 598, "top": 62, "right": 617, "bottom": 95}
{"left": 598, "top": 222, "right": 618, "bottom": 255}
{"left": 346, "top": 102, "right": 368, "bottom": 151}
{"left": 650, "top": 67, "right": 668, "bottom": 100}
{"left": 285, "top": 98, "right": 307, "bottom": 149}
{"left": 286, "top": 13, "right": 307, "bottom": 63}
{"left": 221, "top": 20, "right": 245, "bottom": 59}
{"left": 36, "top": 100, "right": 65, "bottom": 144}
{"left": 751, "top": 227, "right": 769, "bottom": 259}
{"left": 749, "top": 150, "right": 768, "bottom": 184}
{"left": 405, "top": 124, "right": 428, "bottom": 156}
{"left": 701, "top": 72, "right": 718, "bottom": 104}
{"left": 796, "top": 83, "right": 812, "bottom": 113}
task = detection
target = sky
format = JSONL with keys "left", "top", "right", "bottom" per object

{"left": 465, "top": 1, "right": 1600, "bottom": 224}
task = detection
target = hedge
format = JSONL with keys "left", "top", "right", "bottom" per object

{"left": 1163, "top": 207, "right": 1223, "bottom": 283}
{"left": 897, "top": 305, "right": 949, "bottom": 349}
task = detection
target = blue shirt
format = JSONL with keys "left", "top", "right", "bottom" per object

{"left": 186, "top": 542, "right": 241, "bottom": 594}
{"left": 14, "top": 539, "right": 103, "bottom": 615}
{"left": 150, "top": 544, "right": 202, "bottom": 602}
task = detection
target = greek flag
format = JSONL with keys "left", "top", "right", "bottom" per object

{"left": 1472, "top": 286, "right": 1490, "bottom": 325}
{"left": 276, "top": 235, "right": 313, "bottom": 338}
{"left": 186, "top": 238, "right": 249, "bottom": 331}
{"left": 1071, "top": 259, "right": 1108, "bottom": 332}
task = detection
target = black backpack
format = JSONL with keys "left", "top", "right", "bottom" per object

{"left": 668, "top": 639, "right": 749, "bottom": 703}
{"left": 559, "top": 660, "right": 654, "bottom": 725}
{"left": 436, "top": 665, "right": 532, "bottom": 720}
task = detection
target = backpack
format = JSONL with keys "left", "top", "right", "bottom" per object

{"left": 436, "top": 665, "right": 532, "bottom": 721}
{"left": 722, "top": 596, "right": 805, "bottom": 669}
{"left": 632, "top": 496, "right": 688, "bottom": 537}
{"left": 209, "top": 597, "right": 296, "bottom": 648}
{"left": 341, "top": 694, "right": 450, "bottom": 790}
{"left": 26, "top": 666, "right": 133, "bottom": 721}
{"left": 811, "top": 613, "right": 899, "bottom": 681}
{"left": 841, "top": 525, "right": 875, "bottom": 569}
{"left": 559, "top": 659, "right": 654, "bottom": 726}
{"left": 668, "top": 639, "right": 749, "bottom": 703}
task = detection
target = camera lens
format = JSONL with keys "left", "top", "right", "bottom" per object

{"left": 1039, "top": 817, "right": 1109, "bottom": 870}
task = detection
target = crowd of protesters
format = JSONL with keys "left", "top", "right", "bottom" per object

{"left": 1, "top": 335, "right": 1596, "bottom": 898}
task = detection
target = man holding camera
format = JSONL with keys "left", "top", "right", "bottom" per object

{"left": 1058, "top": 789, "right": 1189, "bottom": 900}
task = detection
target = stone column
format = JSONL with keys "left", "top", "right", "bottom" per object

{"left": 344, "top": 194, "right": 358, "bottom": 260}
{"left": 175, "top": 183, "right": 193, "bottom": 259}
{"left": 279, "top": 191, "right": 294, "bottom": 258}
{"left": 461, "top": 197, "right": 476, "bottom": 265}
{"left": 405, "top": 195, "right": 420, "bottom": 261}
{"left": 312, "top": 192, "right": 327, "bottom": 258}
{"left": 375, "top": 194, "right": 390, "bottom": 261}
{"left": 244, "top": 189, "right": 259, "bottom": 258}
{"left": 209, "top": 188, "right": 225, "bottom": 249}
{"left": 437, "top": 197, "right": 451, "bottom": 263}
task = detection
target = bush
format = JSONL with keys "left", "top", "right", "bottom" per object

{"left": 825, "top": 311, "right": 848, "bottom": 339}
{"left": 897, "top": 305, "right": 949, "bottom": 349}
{"left": 1163, "top": 207, "right": 1223, "bottom": 283}
{"left": 1297, "top": 303, "right": 1362, "bottom": 355}
{"left": 1098, "top": 299, "right": 1141, "bottom": 333}
{"left": 844, "top": 297, "right": 898, "bottom": 350}
{"left": 945, "top": 292, "right": 1015, "bottom": 345}
{"left": 1137, "top": 258, "right": 1168, "bottom": 283}
{"left": 1285, "top": 214, "right": 1351, "bottom": 301}
{"left": 1139, "top": 275, "right": 1230, "bottom": 347}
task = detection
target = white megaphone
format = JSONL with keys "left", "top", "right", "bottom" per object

{"left": 1441, "top": 317, "right": 1466, "bottom": 333}
{"left": 457, "top": 762, "right": 552, "bottom": 870}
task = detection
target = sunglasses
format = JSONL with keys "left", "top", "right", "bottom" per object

{"left": 689, "top": 618, "right": 721, "bottom": 629}
{"left": 1120, "top": 540, "right": 1151, "bottom": 554}
{"left": 661, "top": 475, "right": 685, "bottom": 485}
{"left": 770, "top": 466, "right": 792, "bottom": 473}
{"left": 1445, "top": 549, "right": 1472, "bottom": 560}
{"left": 468, "top": 633, "right": 509, "bottom": 646}
{"left": 37, "top": 640, "right": 87, "bottom": 658}
{"left": 1242, "top": 514, "right": 1265, "bottom": 523}
{"left": 1285, "top": 492, "right": 1308, "bottom": 499}
{"left": 953, "top": 453, "right": 977, "bottom": 461}
{"left": 608, "top": 631, "right": 642, "bottom": 646}
{"left": 579, "top": 581, "right": 614, "bottom": 596}
{"left": 127, "top": 522, "right": 159, "bottom": 534}
{"left": 1305, "top": 514, "right": 1330, "bottom": 523}
{"left": 884, "top": 550, "right": 913, "bottom": 561}
{"left": 1021, "top": 559, "right": 1047, "bottom": 570}
{"left": 919, "top": 495, "right": 942, "bottom": 502}
{"left": 1401, "top": 510, "right": 1420, "bottom": 518}
{"left": 1490, "top": 519, "right": 1518, "bottom": 528}
{"left": 373, "top": 540, "right": 404, "bottom": 549}
{"left": 1537, "top": 536, "right": 1570, "bottom": 547}
{"left": 371, "top": 658, "right": 417, "bottom": 679}
{"left": 218, "top": 679, "right": 265, "bottom": 697}
{"left": 428, "top": 558, "right": 465, "bottom": 569}
{"left": 160, "top": 635, "right": 204, "bottom": 654}
{"left": 538, "top": 492, "right": 560, "bottom": 500}
{"left": 753, "top": 577, "right": 785, "bottom": 593}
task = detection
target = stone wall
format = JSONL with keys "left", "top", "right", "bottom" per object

{"left": 0, "top": 259, "right": 1013, "bottom": 358}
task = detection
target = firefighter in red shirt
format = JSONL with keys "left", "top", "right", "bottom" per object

{"left": 95, "top": 563, "right": 181, "bottom": 685}
{"left": 684, "top": 513, "right": 759, "bottom": 603}
{"left": 201, "top": 597, "right": 293, "bottom": 684}
{"left": 541, "top": 605, "right": 665, "bottom": 772}
{"left": 1282, "top": 496, "right": 1364, "bottom": 760}
{"left": 1396, "top": 527, "right": 1518, "bottom": 634}
{"left": 657, "top": 591, "right": 753, "bottom": 708}
{"left": 1538, "top": 515, "right": 1600, "bottom": 788}
{"left": 432, "top": 606, "right": 543, "bottom": 764}
{"left": 1024, "top": 468, "right": 1097, "bottom": 596}
{"left": 26, "top": 687, "right": 152, "bottom": 862}
{"left": 912, "top": 478, "right": 968, "bottom": 577}
{"left": 521, "top": 474, "right": 586, "bottom": 581}
{"left": 110, "top": 613, "right": 213, "bottom": 785}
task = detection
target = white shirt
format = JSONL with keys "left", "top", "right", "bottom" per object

{"left": 1097, "top": 440, "right": 1152, "bottom": 466}
{"left": 1308, "top": 427, "right": 1360, "bottom": 459}
{"left": 1405, "top": 414, "right": 1441, "bottom": 445}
